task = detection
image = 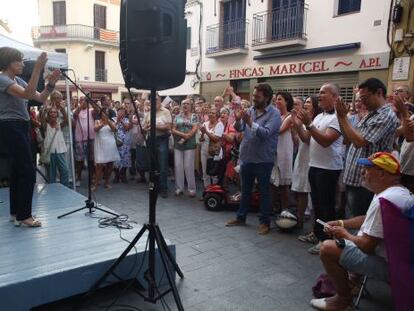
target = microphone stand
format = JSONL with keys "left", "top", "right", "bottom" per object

{"left": 57, "top": 70, "right": 118, "bottom": 219}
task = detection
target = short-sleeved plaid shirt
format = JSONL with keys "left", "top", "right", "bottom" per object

{"left": 343, "top": 104, "right": 399, "bottom": 187}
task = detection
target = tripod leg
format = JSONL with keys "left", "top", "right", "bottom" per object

{"left": 94, "top": 206, "right": 119, "bottom": 217}
{"left": 57, "top": 206, "right": 88, "bottom": 219}
{"left": 35, "top": 166, "right": 49, "bottom": 183}
{"left": 89, "top": 225, "right": 148, "bottom": 292}
{"left": 155, "top": 225, "right": 184, "bottom": 278}
{"left": 154, "top": 232, "right": 185, "bottom": 311}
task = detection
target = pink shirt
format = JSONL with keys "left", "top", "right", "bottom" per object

{"left": 74, "top": 108, "right": 95, "bottom": 142}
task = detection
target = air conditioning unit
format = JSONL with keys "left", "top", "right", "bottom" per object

{"left": 84, "top": 76, "right": 89, "bottom": 80}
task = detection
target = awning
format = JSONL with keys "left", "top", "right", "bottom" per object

{"left": 0, "top": 33, "right": 68, "bottom": 68}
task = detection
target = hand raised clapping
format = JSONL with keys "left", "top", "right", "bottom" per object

{"left": 291, "top": 108, "right": 303, "bottom": 127}
{"left": 334, "top": 96, "right": 348, "bottom": 119}
{"left": 297, "top": 109, "right": 312, "bottom": 126}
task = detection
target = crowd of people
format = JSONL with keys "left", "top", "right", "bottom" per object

{"left": 2, "top": 47, "right": 414, "bottom": 310}
{"left": 27, "top": 85, "right": 251, "bottom": 197}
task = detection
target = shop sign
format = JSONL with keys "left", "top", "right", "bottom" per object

{"left": 392, "top": 57, "right": 410, "bottom": 81}
{"left": 202, "top": 52, "right": 390, "bottom": 82}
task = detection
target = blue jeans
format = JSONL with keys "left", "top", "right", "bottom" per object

{"left": 49, "top": 152, "right": 69, "bottom": 187}
{"left": 236, "top": 162, "right": 273, "bottom": 225}
{"left": 155, "top": 136, "right": 169, "bottom": 192}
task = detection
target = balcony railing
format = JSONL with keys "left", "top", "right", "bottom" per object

{"left": 31, "top": 24, "right": 119, "bottom": 45}
{"left": 95, "top": 68, "right": 107, "bottom": 82}
{"left": 206, "top": 19, "right": 249, "bottom": 54}
{"left": 252, "top": 4, "right": 308, "bottom": 46}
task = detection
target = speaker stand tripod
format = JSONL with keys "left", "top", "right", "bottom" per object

{"left": 87, "top": 88, "right": 184, "bottom": 310}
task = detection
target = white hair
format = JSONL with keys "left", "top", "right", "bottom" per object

{"left": 322, "top": 83, "right": 340, "bottom": 97}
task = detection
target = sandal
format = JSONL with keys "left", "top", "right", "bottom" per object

{"left": 298, "top": 231, "right": 318, "bottom": 244}
{"left": 14, "top": 217, "right": 42, "bottom": 227}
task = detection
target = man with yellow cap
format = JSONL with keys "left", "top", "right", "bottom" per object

{"left": 310, "top": 152, "right": 414, "bottom": 310}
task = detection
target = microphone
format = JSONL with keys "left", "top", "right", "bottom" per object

{"left": 45, "top": 66, "right": 71, "bottom": 74}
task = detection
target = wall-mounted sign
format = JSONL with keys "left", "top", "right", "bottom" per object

{"left": 392, "top": 57, "right": 410, "bottom": 81}
{"left": 202, "top": 52, "right": 390, "bottom": 82}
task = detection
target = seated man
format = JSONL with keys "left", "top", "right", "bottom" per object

{"left": 310, "top": 152, "right": 414, "bottom": 310}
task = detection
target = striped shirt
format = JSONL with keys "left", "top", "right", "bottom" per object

{"left": 343, "top": 104, "right": 399, "bottom": 187}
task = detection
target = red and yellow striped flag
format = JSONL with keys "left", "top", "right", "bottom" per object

{"left": 99, "top": 29, "right": 117, "bottom": 42}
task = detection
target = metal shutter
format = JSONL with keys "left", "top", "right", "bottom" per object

{"left": 261, "top": 72, "right": 358, "bottom": 102}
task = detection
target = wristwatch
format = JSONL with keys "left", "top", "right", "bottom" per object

{"left": 305, "top": 122, "right": 314, "bottom": 130}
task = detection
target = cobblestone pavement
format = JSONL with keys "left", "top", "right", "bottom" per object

{"left": 35, "top": 177, "right": 392, "bottom": 311}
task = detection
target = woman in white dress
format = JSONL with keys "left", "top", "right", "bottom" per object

{"left": 291, "top": 95, "right": 321, "bottom": 231}
{"left": 93, "top": 109, "right": 120, "bottom": 190}
{"left": 199, "top": 107, "right": 224, "bottom": 188}
{"left": 270, "top": 91, "right": 294, "bottom": 212}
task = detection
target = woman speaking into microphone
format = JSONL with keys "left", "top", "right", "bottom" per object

{"left": 0, "top": 47, "right": 60, "bottom": 227}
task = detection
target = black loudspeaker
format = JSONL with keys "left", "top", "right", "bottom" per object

{"left": 119, "top": 0, "right": 187, "bottom": 90}
{"left": 18, "top": 60, "right": 45, "bottom": 107}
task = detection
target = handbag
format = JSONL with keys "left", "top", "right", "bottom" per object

{"left": 40, "top": 127, "right": 58, "bottom": 165}
{"left": 312, "top": 273, "right": 336, "bottom": 298}
{"left": 114, "top": 129, "right": 123, "bottom": 147}
{"left": 208, "top": 140, "right": 222, "bottom": 157}
{"left": 206, "top": 158, "right": 221, "bottom": 176}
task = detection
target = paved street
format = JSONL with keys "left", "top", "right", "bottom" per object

{"left": 35, "top": 177, "right": 392, "bottom": 311}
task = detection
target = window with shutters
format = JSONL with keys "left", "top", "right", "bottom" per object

{"left": 271, "top": 0, "right": 305, "bottom": 40}
{"left": 94, "top": 4, "right": 107, "bottom": 29}
{"left": 222, "top": 0, "right": 246, "bottom": 49}
{"left": 53, "top": 1, "right": 66, "bottom": 26}
{"left": 94, "top": 4, "right": 107, "bottom": 40}
{"left": 95, "top": 51, "right": 106, "bottom": 82}
{"left": 336, "top": 0, "right": 361, "bottom": 16}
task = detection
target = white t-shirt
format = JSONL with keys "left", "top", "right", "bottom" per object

{"left": 309, "top": 112, "right": 344, "bottom": 170}
{"left": 358, "top": 186, "right": 414, "bottom": 259}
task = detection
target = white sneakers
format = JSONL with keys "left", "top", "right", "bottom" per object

{"left": 174, "top": 189, "right": 183, "bottom": 196}
{"left": 310, "top": 298, "right": 354, "bottom": 310}
{"left": 175, "top": 189, "right": 197, "bottom": 197}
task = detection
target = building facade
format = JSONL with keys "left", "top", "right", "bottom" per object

{"left": 32, "top": 0, "right": 124, "bottom": 100}
{"left": 32, "top": 0, "right": 201, "bottom": 100}
{"left": 387, "top": 1, "right": 414, "bottom": 92}
{"left": 199, "top": 0, "right": 393, "bottom": 102}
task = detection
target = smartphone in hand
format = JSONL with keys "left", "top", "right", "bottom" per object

{"left": 316, "top": 219, "right": 332, "bottom": 229}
